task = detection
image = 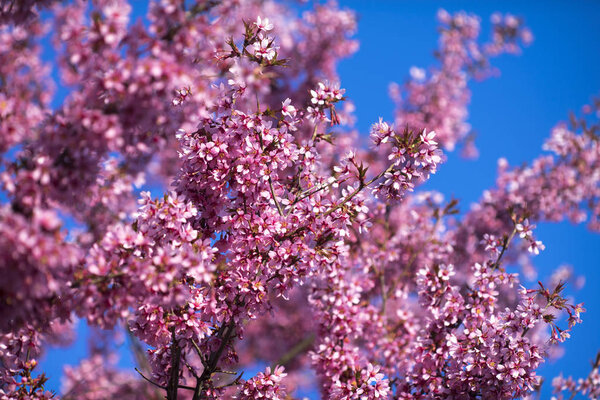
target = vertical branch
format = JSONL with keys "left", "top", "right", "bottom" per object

{"left": 193, "top": 319, "right": 237, "bottom": 398}
{"left": 167, "top": 329, "right": 182, "bottom": 400}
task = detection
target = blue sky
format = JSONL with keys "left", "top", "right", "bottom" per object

{"left": 39, "top": 1, "right": 600, "bottom": 398}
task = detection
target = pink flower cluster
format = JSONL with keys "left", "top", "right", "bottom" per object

{"left": 0, "top": 0, "right": 57, "bottom": 24}
{"left": 0, "top": 20, "right": 51, "bottom": 155}
{"left": 390, "top": 9, "right": 532, "bottom": 155}
{"left": 237, "top": 366, "right": 287, "bottom": 400}
{"left": 0, "top": 2, "right": 598, "bottom": 400}
{"left": 61, "top": 354, "right": 152, "bottom": 400}
{"left": 0, "top": 207, "right": 80, "bottom": 334}
{"left": 371, "top": 124, "right": 442, "bottom": 201}
{"left": 552, "top": 353, "right": 600, "bottom": 400}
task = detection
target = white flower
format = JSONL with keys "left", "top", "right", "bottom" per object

{"left": 254, "top": 16, "right": 273, "bottom": 32}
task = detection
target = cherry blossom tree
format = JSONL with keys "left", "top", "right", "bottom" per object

{"left": 0, "top": 1, "right": 598, "bottom": 399}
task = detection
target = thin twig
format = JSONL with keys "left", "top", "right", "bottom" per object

{"left": 322, "top": 163, "right": 394, "bottom": 218}
{"left": 268, "top": 177, "right": 285, "bottom": 216}
{"left": 190, "top": 338, "right": 208, "bottom": 368}
{"left": 135, "top": 368, "right": 166, "bottom": 390}
{"left": 491, "top": 224, "right": 518, "bottom": 270}
{"left": 215, "top": 371, "right": 244, "bottom": 389}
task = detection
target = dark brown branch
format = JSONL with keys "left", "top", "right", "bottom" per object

{"left": 166, "top": 329, "right": 182, "bottom": 400}
{"left": 194, "top": 319, "right": 238, "bottom": 398}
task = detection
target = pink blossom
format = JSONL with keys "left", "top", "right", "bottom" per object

{"left": 0, "top": 3, "right": 596, "bottom": 400}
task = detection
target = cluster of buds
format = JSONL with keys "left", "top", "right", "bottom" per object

{"left": 172, "top": 86, "right": 192, "bottom": 106}
{"left": 528, "top": 281, "right": 585, "bottom": 344}
{"left": 487, "top": 12, "right": 534, "bottom": 55}
{"left": 372, "top": 125, "right": 442, "bottom": 201}
{"left": 222, "top": 16, "right": 284, "bottom": 67}
{"left": 307, "top": 81, "right": 345, "bottom": 125}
